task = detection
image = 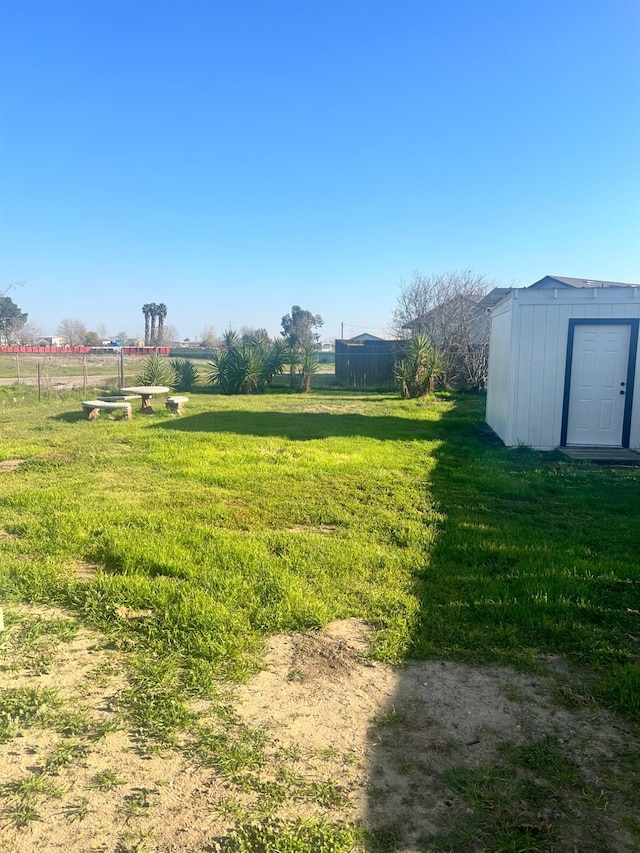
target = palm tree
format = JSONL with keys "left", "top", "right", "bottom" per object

{"left": 156, "top": 304, "right": 168, "bottom": 345}
{"left": 142, "top": 304, "right": 152, "bottom": 346}
{"left": 149, "top": 303, "right": 158, "bottom": 346}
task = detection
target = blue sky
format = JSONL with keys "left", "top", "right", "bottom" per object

{"left": 1, "top": 0, "right": 639, "bottom": 342}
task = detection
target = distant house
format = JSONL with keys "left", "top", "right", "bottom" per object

{"left": 486, "top": 276, "right": 640, "bottom": 450}
{"left": 404, "top": 295, "right": 489, "bottom": 347}
{"left": 346, "top": 332, "right": 396, "bottom": 343}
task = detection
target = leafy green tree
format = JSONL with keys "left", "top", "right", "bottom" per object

{"left": 84, "top": 331, "right": 103, "bottom": 346}
{"left": 0, "top": 295, "right": 28, "bottom": 343}
{"left": 281, "top": 305, "right": 323, "bottom": 388}
{"left": 281, "top": 306, "right": 323, "bottom": 348}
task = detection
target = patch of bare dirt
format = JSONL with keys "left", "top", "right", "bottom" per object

{"left": 0, "top": 459, "right": 26, "bottom": 472}
{"left": 0, "top": 609, "right": 637, "bottom": 852}
{"left": 63, "top": 561, "right": 101, "bottom": 582}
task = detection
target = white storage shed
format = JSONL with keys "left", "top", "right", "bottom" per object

{"left": 486, "top": 277, "right": 640, "bottom": 451}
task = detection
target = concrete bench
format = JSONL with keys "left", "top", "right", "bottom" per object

{"left": 165, "top": 395, "right": 189, "bottom": 414}
{"left": 82, "top": 400, "right": 132, "bottom": 420}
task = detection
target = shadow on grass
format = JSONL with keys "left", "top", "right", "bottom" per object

{"left": 365, "top": 394, "right": 640, "bottom": 849}
{"left": 406, "top": 401, "right": 640, "bottom": 668}
{"left": 50, "top": 411, "right": 87, "bottom": 423}
{"left": 153, "top": 409, "right": 439, "bottom": 442}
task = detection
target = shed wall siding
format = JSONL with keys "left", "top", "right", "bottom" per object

{"left": 487, "top": 288, "right": 640, "bottom": 450}
{"left": 485, "top": 302, "right": 512, "bottom": 442}
{"left": 513, "top": 303, "right": 572, "bottom": 448}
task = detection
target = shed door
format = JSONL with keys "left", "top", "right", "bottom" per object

{"left": 566, "top": 324, "right": 630, "bottom": 446}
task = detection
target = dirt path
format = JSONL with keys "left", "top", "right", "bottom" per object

{"left": 1, "top": 606, "right": 637, "bottom": 852}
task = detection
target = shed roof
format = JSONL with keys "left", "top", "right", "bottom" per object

{"left": 477, "top": 288, "right": 513, "bottom": 309}
{"left": 530, "top": 275, "right": 639, "bottom": 289}
{"left": 481, "top": 275, "right": 640, "bottom": 312}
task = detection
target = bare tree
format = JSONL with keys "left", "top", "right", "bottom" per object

{"left": 239, "top": 325, "right": 271, "bottom": 346}
{"left": 156, "top": 323, "right": 178, "bottom": 346}
{"left": 391, "top": 272, "right": 440, "bottom": 339}
{"left": 199, "top": 325, "right": 218, "bottom": 347}
{"left": 56, "top": 318, "right": 88, "bottom": 346}
{"left": 391, "top": 270, "right": 491, "bottom": 388}
{"left": 10, "top": 320, "right": 42, "bottom": 345}
{"left": 1, "top": 280, "right": 25, "bottom": 297}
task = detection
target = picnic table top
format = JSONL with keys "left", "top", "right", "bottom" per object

{"left": 120, "top": 386, "right": 170, "bottom": 395}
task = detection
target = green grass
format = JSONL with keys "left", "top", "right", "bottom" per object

{"left": 431, "top": 734, "right": 636, "bottom": 852}
{"left": 0, "top": 388, "right": 638, "bottom": 849}
{"left": 2, "top": 390, "right": 637, "bottom": 715}
{"left": 212, "top": 817, "right": 359, "bottom": 852}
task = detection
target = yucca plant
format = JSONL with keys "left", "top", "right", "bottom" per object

{"left": 264, "top": 338, "right": 289, "bottom": 384}
{"left": 206, "top": 335, "right": 286, "bottom": 394}
{"left": 298, "top": 343, "right": 319, "bottom": 392}
{"left": 395, "top": 336, "right": 443, "bottom": 399}
{"left": 135, "top": 353, "right": 176, "bottom": 388}
{"left": 170, "top": 358, "right": 199, "bottom": 392}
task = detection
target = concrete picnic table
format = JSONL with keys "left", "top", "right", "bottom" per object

{"left": 120, "top": 385, "right": 170, "bottom": 414}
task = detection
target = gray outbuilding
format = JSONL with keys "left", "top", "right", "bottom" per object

{"left": 485, "top": 276, "right": 640, "bottom": 451}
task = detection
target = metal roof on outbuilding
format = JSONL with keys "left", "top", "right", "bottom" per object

{"left": 530, "top": 275, "right": 639, "bottom": 289}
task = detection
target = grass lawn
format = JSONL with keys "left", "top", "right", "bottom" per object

{"left": 0, "top": 385, "right": 638, "bottom": 851}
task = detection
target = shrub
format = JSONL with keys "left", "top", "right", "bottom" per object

{"left": 394, "top": 336, "right": 443, "bottom": 399}
{"left": 295, "top": 344, "right": 319, "bottom": 393}
{"left": 170, "top": 358, "right": 199, "bottom": 392}
{"left": 135, "top": 353, "right": 176, "bottom": 388}
{"left": 206, "top": 335, "right": 287, "bottom": 394}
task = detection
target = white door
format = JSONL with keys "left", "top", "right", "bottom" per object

{"left": 566, "top": 324, "right": 630, "bottom": 446}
